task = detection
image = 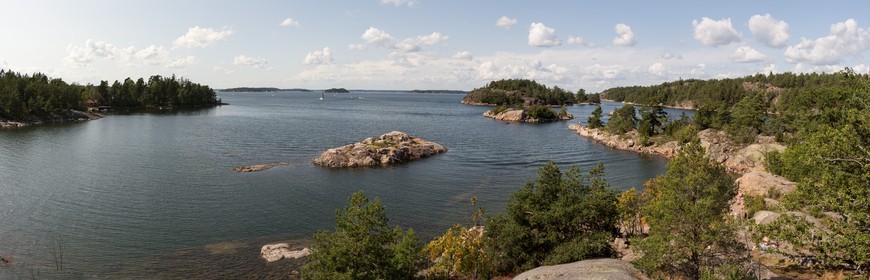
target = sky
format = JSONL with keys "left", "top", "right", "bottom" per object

{"left": 1, "top": 0, "right": 869, "bottom": 92}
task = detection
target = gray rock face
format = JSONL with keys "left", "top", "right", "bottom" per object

{"left": 312, "top": 131, "right": 447, "bottom": 168}
{"left": 513, "top": 259, "right": 648, "bottom": 280}
{"left": 260, "top": 243, "right": 310, "bottom": 262}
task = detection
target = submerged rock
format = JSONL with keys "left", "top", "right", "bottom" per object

{"left": 312, "top": 131, "right": 447, "bottom": 168}
{"left": 233, "top": 162, "right": 289, "bottom": 173}
{"left": 513, "top": 258, "right": 648, "bottom": 280}
{"left": 260, "top": 243, "right": 310, "bottom": 263}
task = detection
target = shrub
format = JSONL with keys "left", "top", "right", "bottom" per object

{"left": 301, "top": 191, "right": 421, "bottom": 280}
{"left": 526, "top": 105, "right": 557, "bottom": 120}
{"left": 743, "top": 194, "right": 766, "bottom": 217}
{"left": 484, "top": 162, "right": 617, "bottom": 274}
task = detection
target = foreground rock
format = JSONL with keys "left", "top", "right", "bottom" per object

{"left": 312, "top": 131, "right": 446, "bottom": 168}
{"left": 483, "top": 108, "right": 574, "bottom": 123}
{"left": 513, "top": 258, "right": 648, "bottom": 280}
{"left": 260, "top": 243, "right": 310, "bottom": 263}
{"left": 0, "top": 110, "right": 103, "bottom": 128}
{"left": 233, "top": 162, "right": 289, "bottom": 172}
{"left": 568, "top": 125, "right": 784, "bottom": 174}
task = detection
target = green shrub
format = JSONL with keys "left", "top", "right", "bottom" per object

{"left": 490, "top": 105, "right": 509, "bottom": 115}
{"left": 484, "top": 162, "right": 617, "bottom": 274}
{"left": 526, "top": 105, "right": 557, "bottom": 120}
{"left": 301, "top": 191, "right": 421, "bottom": 280}
{"left": 743, "top": 194, "right": 766, "bottom": 217}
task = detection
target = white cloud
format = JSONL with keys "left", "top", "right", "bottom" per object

{"left": 452, "top": 51, "right": 473, "bottom": 61}
{"left": 348, "top": 44, "right": 367, "bottom": 51}
{"left": 748, "top": 14, "right": 789, "bottom": 48}
{"left": 528, "top": 22, "right": 561, "bottom": 47}
{"left": 648, "top": 62, "right": 666, "bottom": 76}
{"left": 784, "top": 19, "right": 870, "bottom": 65}
{"left": 303, "top": 47, "right": 333, "bottom": 65}
{"left": 361, "top": 27, "right": 395, "bottom": 47}
{"left": 0, "top": 59, "right": 7, "bottom": 69}
{"left": 213, "top": 66, "right": 234, "bottom": 75}
{"left": 691, "top": 64, "right": 706, "bottom": 76}
{"left": 660, "top": 52, "right": 683, "bottom": 60}
{"left": 165, "top": 56, "right": 195, "bottom": 68}
{"left": 173, "top": 26, "right": 233, "bottom": 48}
{"left": 234, "top": 55, "right": 267, "bottom": 68}
{"left": 379, "top": 0, "right": 417, "bottom": 7}
{"left": 280, "top": 18, "right": 300, "bottom": 27}
{"left": 761, "top": 64, "right": 777, "bottom": 74}
{"left": 567, "top": 36, "right": 595, "bottom": 47}
{"left": 730, "top": 46, "right": 767, "bottom": 63}
{"left": 692, "top": 17, "right": 740, "bottom": 46}
{"left": 612, "top": 23, "right": 636, "bottom": 47}
{"left": 65, "top": 39, "right": 117, "bottom": 64}
{"left": 496, "top": 16, "right": 518, "bottom": 29}
{"left": 416, "top": 32, "right": 448, "bottom": 45}
{"left": 134, "top": 45, "right": 169, "bottom": 65}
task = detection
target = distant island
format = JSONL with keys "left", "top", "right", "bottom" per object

{"left": 220, "top": 87, "right": 312, "bottom": 92}
{"left": 0, "top": 69, "right": 223, "bottom": 127}
{"left": 462, "top": 79, "right": 577, "bottom": 123}
{"left": 410, "top": 89, "right": 467, "bottom": 94}
{"left": 323, "top": 88, "right": 349, "bottom": 93}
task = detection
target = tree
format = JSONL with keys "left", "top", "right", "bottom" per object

{"left": 634, "top": 142, "right": 748, "bottom": 279}
{"left": 301, "top": 191, "right": 421, "bottom": 280}
{"left": 606, "top": 104, "right": 637, "bottom": 134}
{"left": 727, "top": 93, "right": 768, "bottom": 143}
{"left": 423, "top": 197, "right": 488, "bottom": 279}
{"left": 638, "top": 105, "right": 667, "bottom": 137}
{"left": 484, "top": 162, "right": 617, "bottom": 274}
{"left": 587, "top": 93, "right": 601, "bottom": 104}
{"left": 587, "top": 105, "right": 604, "bottom": 129}
{"left": 575, "top": 89, "right": 588, "bottom": 103}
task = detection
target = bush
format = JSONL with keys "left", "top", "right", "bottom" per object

{"left": 607, "top": 105, "right": 637, "bottom": 134}
{"left": 490, "top": 105, "right": 509, "bottom": 115}
{"left": 301, "top": 191, "right": 421, "bottom": 280}
{"left": 484, "top": 162, "right": 617, "bottom": 274}
{"left": 526, "top": 105, "right": 557, "bottom": 120}
{"left": 422, "top": 197, "right": 488, "bottom": 279}
{"left": 743, "top": 194, "right": 766, "bottom": 217}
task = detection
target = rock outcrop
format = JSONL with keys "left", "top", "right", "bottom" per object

{"left": 483, "top": 109, "right": 574, "bottom": 123}
{"left": 569, "top": 125, "right": 784, "bottom": 174}
{"left": 233, "top": 162, "right": 289, "bottom": 172}
{"left": 312, "top": 131, "right": 447, "bottom": 168}
{"left": 730, "top": 171, "right": 798, "bottom": 217}
{"left": 260, "top": 243, "right": 310, "bottom": 262}
{"left": 513, "top": 258, "right": 648, "bottom": 280}
{"left": 0, "top": 110, "right": 103, "bottom": 128}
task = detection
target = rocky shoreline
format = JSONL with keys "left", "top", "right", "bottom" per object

{"left": 483, "top": 108, "right": 574, "bottom": 123}
{"left": 233, "top": 162, "right": 289, "bottom": 173}
{"left": 312, "top": 131, "right": 446, "bottom": 168}
{"left": 0, "top": 110, "right": 103, "bottom": 128}
{"left": 568, "top": 124, "right": 784, "bottom": 174}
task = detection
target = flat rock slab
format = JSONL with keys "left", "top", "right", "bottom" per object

{"left": 514, "top": 258, "right": 648, "bottom": 280}
{"left": 260, "top": 243, "right": 310, "bottom": 263}
{"left": 312, "top": 131, "right": 446, "bottom": 168}
{"left": 233, "top": 162, "right": 289, "bottom": 172}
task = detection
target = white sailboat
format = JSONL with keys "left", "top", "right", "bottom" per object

{"left": 319, "top": 91, "right": 324, "bottom": 100}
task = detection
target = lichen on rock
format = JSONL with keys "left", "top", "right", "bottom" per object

{"left": 312, "top": 131, "right": 446, "bottom": 168}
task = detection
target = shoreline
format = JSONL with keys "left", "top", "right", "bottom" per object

{"left": 0, "top": 110, "right": 103, "bottom": 128}
{"left": 600, "top": 99, "right": 695, "bottom": 110}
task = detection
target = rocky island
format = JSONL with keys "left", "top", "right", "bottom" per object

{"left": 312, "top": 131, "right": 446, "bottom": 168}
{"left": 462, "top": 79, "right": 581, "bottom": 123}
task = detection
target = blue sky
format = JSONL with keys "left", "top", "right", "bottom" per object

{"left": 1, "top": 0, "right": 868, "bottom": 91}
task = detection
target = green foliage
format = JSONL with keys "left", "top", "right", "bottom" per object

{"left": 587, "top": 93, "right": 601, "bottom": 104}
{"left": 606, "top": 104, "right": 637, "bottom": 134}
{"left": 587, "top": 105, "right": 604, "bottom": 129}
{"left": 616, "top": 187, "right": 644, "bottom": 237}
{"left": 0, "top": 69, "right": 219, "bottom": 120}
{"left": 484, "top": 162, "right": 617, "bottom": 274}
{"left": 638, "top": 105, "right": 668, "bottom": 137}
{"left": 634, "top": 142, "right": 747, "bottom": 279}
{"left": 490, "top": 105, "right": 509, "bottom": 115}
{"left": 663, "top": 112, "right": 699, "bottom": 143}
{"left": 743, "top": 194, "right": 766, "bottom": 217}
{"left": 462, "top": 79, "right": 575, "bottom": 106}
{"left": 727, "top": 93, "right": 768, "bottom": 143}
{"left": 301, "top": 191, "right": 421, "bottom": 280}
{"left": 695, "top": 101, "right": 730, "bottom": 130}
{"left": 525, "top": 105, "right": 557, "bottom": 120}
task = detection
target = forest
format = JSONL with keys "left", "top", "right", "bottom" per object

{"left": 0, "top": 69, "right": 221, "bottom": 121}
{"left": 461, "top": 78, "right": 596, "bottom": 106}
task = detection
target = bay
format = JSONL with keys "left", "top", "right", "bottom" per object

{"left": 0, "top": 91, "right": 684, "bottom": 278}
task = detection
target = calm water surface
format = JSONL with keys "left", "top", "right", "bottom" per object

{"left": 0, "top": 92, "right": 683, "bottom": 278}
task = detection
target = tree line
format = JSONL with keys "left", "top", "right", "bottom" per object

{"left": 462, "top": 78, "right": 599, "bottom": 106}
{"left": 0, "top": 69, "right": 221, "bottom": 120}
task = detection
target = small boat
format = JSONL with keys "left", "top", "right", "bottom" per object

{"left": 319, "top": 91, "right": 324, "bottom": 101}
